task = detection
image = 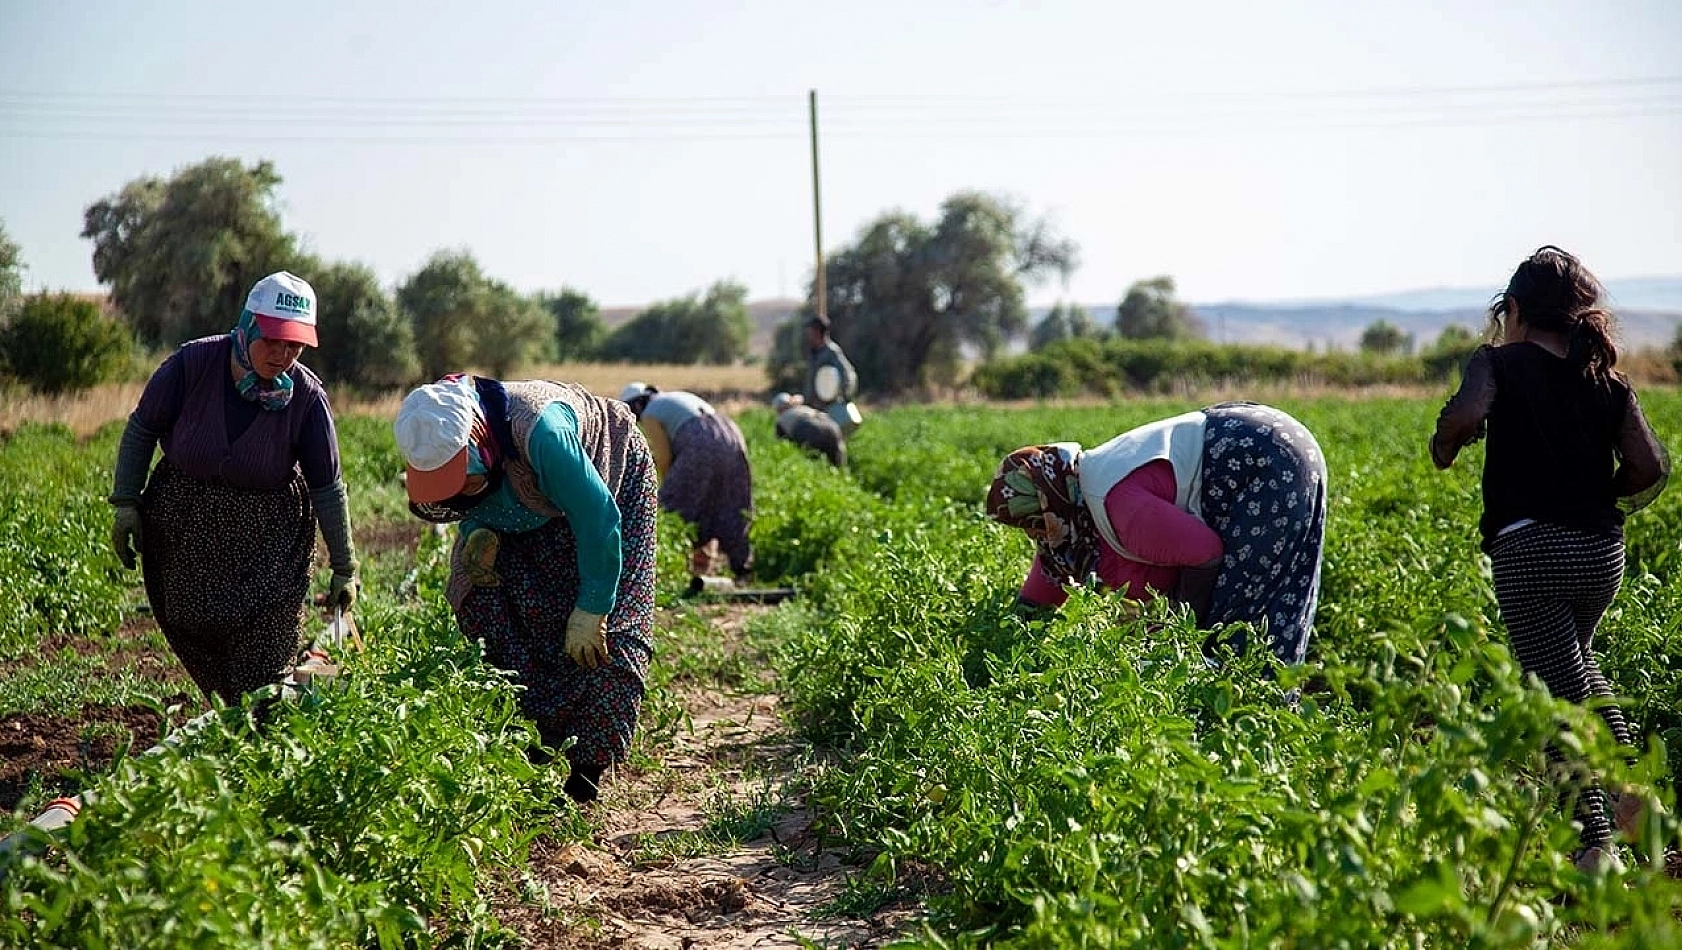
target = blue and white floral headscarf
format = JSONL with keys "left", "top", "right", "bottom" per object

{"left": 230, "top": 308, "right": 295, "bottom": 410}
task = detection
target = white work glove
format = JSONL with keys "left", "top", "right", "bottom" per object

{"left": 565, "top": 609, "right": 609, "bottom": 670}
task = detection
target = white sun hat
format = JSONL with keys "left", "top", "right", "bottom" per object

{"left": 394, "top": 378, "right": 480, "bottom": 503}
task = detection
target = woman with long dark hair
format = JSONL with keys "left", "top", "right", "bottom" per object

{"left": 1432, "top": 245, "right": 1670, "bottom": 873}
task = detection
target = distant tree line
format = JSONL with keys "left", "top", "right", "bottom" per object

{"left": 5, "top": 156, "right": 1678, "bottom": 399}
{"left": 0, "top": 157, "right": 754, "bottom": 396}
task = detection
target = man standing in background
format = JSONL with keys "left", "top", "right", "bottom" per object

{"left": 804, "top": 315, "right": 860, "bottom": 436}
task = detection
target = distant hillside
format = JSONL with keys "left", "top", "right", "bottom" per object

{"left": 1187, "top": 303, "right": 1682, "bottom": 352}
{"left": 1027, "top": 301, "right": 1682, "bottom": 353}
{"left": 1215, "top": 276, "right": 1682, "bottom": 314}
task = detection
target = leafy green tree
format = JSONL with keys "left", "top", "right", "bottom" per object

{"left": 765, "top": 318, "right": 807, "bottom": 394}
{"left": 1360, "top": 319, "right": 1412, "bottom": 355}
{"left": 598, "top": 281, "right": 752, "bottom": 365}
{"left": 537, "top": 287, "right": 605, "bottom": 361}
{"left": 0, "top": 292, "right": 133, "bottom": 394}
{"left": 807, "top": 191, "right": 1077, "bottom": 393}
{"left": 0, "top": 220, "right": 24, "bottom": 320}
{"left": 1420, "top": 321, "right": 1481, "bottom": 380}
{"left": 1114, "top": 276, "right": 1203, "bottom": 341}
{"left": 471, "top": 281, "right": 554, "bottom": 378}
{"left": 1430, "top": 323, "right": 1477, "bottom": 352}
{"left": 307, "top": 261, "right": 419, "bottom": 390}
{"left": 399, "top": 250, "right": 487, "bottom": 381}
{"left": 1030, "top": 301, "right": 1101, "bottom": 351}
{"left": 81, "top": 158, "right": 298, "bottom": 346}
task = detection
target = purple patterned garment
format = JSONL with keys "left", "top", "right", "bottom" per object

{"left": 455, "top": 439, "right": 659, "bottom": 770}
{"left": 660, "top": 412, "right": 754, "bottom": 576}
{"left": 135, "top": 336, "right": 338, "bottom": 491}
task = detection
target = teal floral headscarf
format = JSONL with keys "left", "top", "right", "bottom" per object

{"left": 230, "top": 308, "right": 295, "bottom": 410}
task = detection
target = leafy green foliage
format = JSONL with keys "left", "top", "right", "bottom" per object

{"left": 597, "top": 281, "right": 752, "bottom": 365}
{"left": 81, "top": 158, "right": 298, "bottom": 347}
{"left": 537, "top": 287, "right": 606, "bottom": 361}
{"left": 1362, "top": 318, "right": 1414, "bottom": 355}
{"left": 766, "top": 395, "right": 1682, "bottom": 947}
{"left": 4, "top": 392, "right": 1680, "bottom": 947}
{"left": 0, "top": 424, "right": 128, "bottom": 658}
{"left": 1114, "top": 275, "right": 1203, "bottom": 341}
{"left": 972, "top": 337, "right": 1445, "bottom": 398}
{"left": 306, "top": 260, "right": 419, "bottom": 391}
{"left": 0, "top": 219, "right": 23, "bottom": 320}
{"left": 1028, "top": 301, "right": 1100, "bottom": 351}
{"left": 472, "top": 280, "right": 554, "bottom": 378}
{"left": 399, "top": 249, "right": 489, "bottom": 381}
{"left": 811, "top": 191, "right": 1077, "bottom": 394}
{"left": 0, "top": 614, "right": 576, "bottom": 948}
{"left": 0, "top": 293, "right": 133, "bottom": 394}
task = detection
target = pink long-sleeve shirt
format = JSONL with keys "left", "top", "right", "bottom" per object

{"left": 1020, "top": 459, "right": 1224, "bottom": 607}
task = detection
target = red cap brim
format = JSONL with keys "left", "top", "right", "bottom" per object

{"left": 255, "top": 314, "right": 318, "bottom": 347}
{"left": 405, "top": 448, "right": 470, "bottom": 503}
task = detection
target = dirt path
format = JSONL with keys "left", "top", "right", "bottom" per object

{"left": 498, "top": 604, "right": 926, "bottom": 949}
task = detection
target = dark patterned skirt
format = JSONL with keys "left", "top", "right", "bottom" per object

{"left": 455, "top": 447, "right": 659, "bottom": 769}
{"left": 140, "top": 459, "right": 314, "bottom": 705}
{"left": 660, "top": 413, "right": 754, "bottom": 575}
{"left": 1198, "top": 403, "right": 1328, "bottom": 665}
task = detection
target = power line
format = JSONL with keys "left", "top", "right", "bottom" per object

{"left": 3, "top": 73, "right": 1678, "bottom": 106}
{"left": 0, "top": 77, "right": 1676, "bottom": 146}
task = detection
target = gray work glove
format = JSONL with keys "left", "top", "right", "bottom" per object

{"left": 112, "top": 503, "right": 143, "bottom": 570}
{"left": 329, "top": 570, "right": 360, "bottom": 610}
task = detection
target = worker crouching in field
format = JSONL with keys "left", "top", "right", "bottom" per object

{"left": 771, "top": 392, "right": 847, "bottom": 468}
{"left": 109, "top": 271, "right": 359, "bottom": 708}
{"left": 619, "top": 382, "right": 755, "bottom": 585}
{"left": 987, "top": 402, "right": 1328, "bottom": 668}
{"left": 396, "top": 374, "right": 658, "bottom": 804}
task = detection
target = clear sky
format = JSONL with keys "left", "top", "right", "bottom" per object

{"left": 2, "top": 0, "right": 1679, "bottom": 309}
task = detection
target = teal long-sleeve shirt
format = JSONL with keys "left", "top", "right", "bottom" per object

{"left": 462, "top": 401, "right": 623, "bottom": 615}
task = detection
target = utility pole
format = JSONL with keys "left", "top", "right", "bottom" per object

{"left": 809, "top": 89, "right": 826, "bottom": 321}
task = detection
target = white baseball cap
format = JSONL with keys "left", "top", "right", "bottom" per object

{"left": 771, "top": 392, "right": 794, "bottom": 413}
{"left": 244, "top": 271, "right": 318, "bottom": 347}
{"left": 394, "top": 378, "right": 480, "bottom": 502}
{"left": 619, "top": 381, "right": 653, "bottom": 403}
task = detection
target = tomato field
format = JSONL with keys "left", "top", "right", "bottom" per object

{"left": 3, "top": 391, "right": 1681, "bottom": 948}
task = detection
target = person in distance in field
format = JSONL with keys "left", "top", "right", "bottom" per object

{"left": 395, "top": 374, "right": 658, "bottom": 805}
{"left": 771, "top": 391, "right": 847, "bottom": 468}
{"left": 986, "top": 402, "right": 1328, "bottom": 668}
{"left": 1431, "top": 245, "right": 1670, "bottom": 875}
{"left": 108, "top": 271, "right": 358, "bottom": 708}
{"left": 804, "top": 314, "right": 863, "bottom": 437}
{"left": 618, "top": 381, "right": 755, "bottom": 586}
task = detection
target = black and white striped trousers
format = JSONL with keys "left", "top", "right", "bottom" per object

{"left": 1489, "top": 521, "right": 1631, "bottom": 849}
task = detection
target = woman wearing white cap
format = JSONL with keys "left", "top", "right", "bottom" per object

{"left": 394, "top": 373, "right": 657, "bottom": 804}
{"left": 108, "top": 270, "right": 358, "bottom": 707}
{"left": 618, "top": 382, "right": 754, "bottom": 584}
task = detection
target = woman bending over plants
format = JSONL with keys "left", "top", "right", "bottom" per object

{"left": 396, "top": 374, "right": 658, "bottom": 805}
{"left": 986, "top": 401, "right": 1328, "bottom": 668}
